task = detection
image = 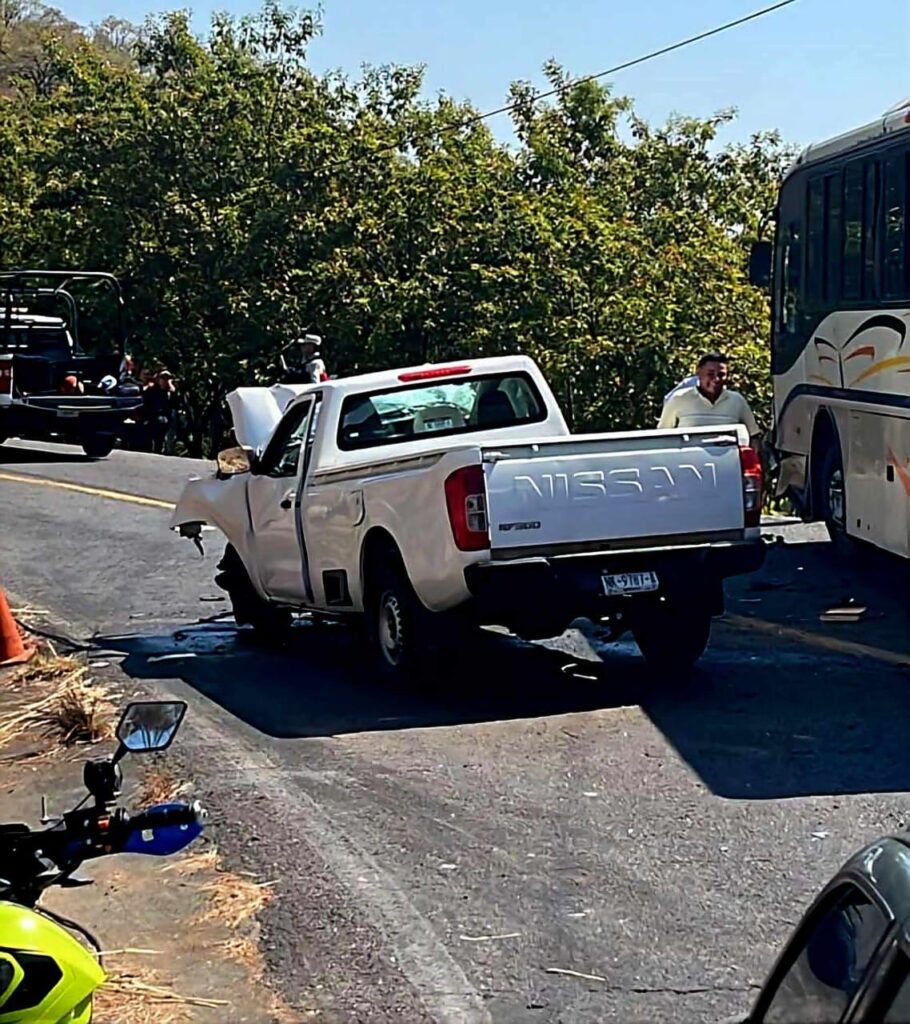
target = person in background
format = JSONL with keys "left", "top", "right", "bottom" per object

{"left": 658, "top": 352, "right": 760, "bottom": 447}
{"left": 300, "top": 335, "right": 328, "bottom": 384}
{"left": 139, "top": 368, "right": 155, "bottom": 389}
{"left": 119, "top": 353, "right": 136, "bottom": 380}
{"left": 143, "top": 369, "right": 178, "bottom": 454}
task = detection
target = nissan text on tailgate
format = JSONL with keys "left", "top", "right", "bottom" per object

{"left": 172, "top": 356, "right": 765, "bottom": 677}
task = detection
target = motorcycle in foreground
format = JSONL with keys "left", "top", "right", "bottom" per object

{"left": 0, "top": 699, "right": 205, "bottom": 1023}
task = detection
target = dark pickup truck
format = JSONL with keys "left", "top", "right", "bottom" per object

{"left": 0, "top": 270, "right": 142, "bottom": 458}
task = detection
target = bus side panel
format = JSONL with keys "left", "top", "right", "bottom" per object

{"left": 846, "top": 409, "right": 910, "bottom": 556}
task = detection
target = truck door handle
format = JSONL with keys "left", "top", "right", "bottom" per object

{"left": 280, "top": 496, "right": 293, "bottom": 510}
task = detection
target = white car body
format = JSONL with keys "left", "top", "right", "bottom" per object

{"left": 172, "top": 356, "right": 764, "bottom": 666}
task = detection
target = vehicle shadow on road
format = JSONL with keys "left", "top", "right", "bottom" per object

{"left": 0, "top": 445, "right": 91, "bottom": 465}
{"left": 656, "top": 535, "right": 910, "bottom": 801}
{"left": 99, "top": 583, "right": 910, "bottom": 802}
{"left": 98, "top": 619, "right": 651, "bottom": 738}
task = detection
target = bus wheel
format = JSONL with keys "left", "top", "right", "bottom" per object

{"left": 818, "top": 442, "right": 855, "bottom": 556}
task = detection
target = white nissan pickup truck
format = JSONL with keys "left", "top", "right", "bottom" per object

{"left": 171, "top": 356, "right": 765, "bottom": 676}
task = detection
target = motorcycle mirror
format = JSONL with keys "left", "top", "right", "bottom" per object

{"left": 114, "top": 701, "right": 187, "bottom": 760}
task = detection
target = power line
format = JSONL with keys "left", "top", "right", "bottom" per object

{"left": 457, "top": 0, "right": 798, "bottom": 131}
{"left": 328, "top": 0, "right": 797, "bottom": 170}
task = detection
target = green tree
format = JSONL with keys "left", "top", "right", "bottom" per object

{"left": 0, "top": 4, "right": 792, "bottom": 454}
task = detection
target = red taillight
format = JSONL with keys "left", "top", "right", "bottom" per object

{"left": 444, "top": 464, "right": 490, "bottom": 552}
{"left": 399, "top": 365, "right": 472, "bottom": 383}
{"left": 0, "top": 359, "right": 12, "bottom": 396}
{"left": 739, "top": 445, "right": 763, "bottom": 528}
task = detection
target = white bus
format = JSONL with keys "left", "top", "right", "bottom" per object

{"left": 751, "top": 99, "right": 910, "bottom": 557}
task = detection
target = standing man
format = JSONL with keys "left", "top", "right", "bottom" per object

{"left": 143, "top": 369, "right": 179, "bottom": 454}
{"left": 299, "top": 334, "right": 328, "bottom": 384}
{"left": 658, "top": 352, "right": 760, "bottom": 446}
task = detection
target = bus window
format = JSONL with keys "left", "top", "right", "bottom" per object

{"left": 843, "top": 161, "right": 864, "bottom": 299}
{"left": 825, "top": 172, "right": 842, "bottom": 302}
{"left": 782, "top": 222, "right": 803, "bottom": 333}
{"left": 806, "top": 178, "right": 826, "bottom": 305}
{"left": 883, "top": 151, "right": 906, "bottom": 299}
{"left": 862, "top": 161, "right": 880, "bottom": 299}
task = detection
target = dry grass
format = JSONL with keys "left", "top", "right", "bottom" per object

{"left": 42, "top": 679, "right": 117, "bottom": 746}
{"left": 0, "top": 648, "right": 116, "bottom": 754}
{"left": 194, "top": 871, "right": 275, "bottom": 931}
{"left": 163, "top": 848, "right": 220, "bottom": 876}
{"left": 138, "top": 767, "right": 189, "bottom": 808}
{"left": 94, "top": 962, "right": 229, "bottom": 1024}
{"left": 217, "top": 935, "right": 262, "bottom": 976}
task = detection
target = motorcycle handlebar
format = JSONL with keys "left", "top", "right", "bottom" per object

{"left": 126, "top": 802, "right": 205, "bottom": 834}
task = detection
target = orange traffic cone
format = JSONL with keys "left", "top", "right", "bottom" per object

{"left": 0, "top": 587, "right": 35, "bottom": 666}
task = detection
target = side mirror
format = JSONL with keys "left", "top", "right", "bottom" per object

{"left": 216, "top": 446, "right": 251, "bottom": 476}
{"left": 749, "top": 239, "right": 773, "bottom": 288}
{"left": 115, "top": 700, "right": 187, "bottom": 757}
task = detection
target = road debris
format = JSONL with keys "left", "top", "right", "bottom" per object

{"left": 545, "top": 967, "right": 606, "bottom": 983}
{"left": 459, "top": 932, "right": 521, "bottom": 943}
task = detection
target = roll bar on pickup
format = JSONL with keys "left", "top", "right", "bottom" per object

{"left": 0, "top": 270, "right": 127, "bottom": 357}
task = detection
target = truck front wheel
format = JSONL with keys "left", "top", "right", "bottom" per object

{"left": 631, "top": 598, "right": 712, "bottom": 673}
{"left": 215, "top": 544, "right": 292, "bottom": 639}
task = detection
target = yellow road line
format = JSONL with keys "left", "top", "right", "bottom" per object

{"left": 0, "top": 470, "right": 176, "bottom": 510}
{"left": 724, "top": 613, "right": 910, "bottom": 668}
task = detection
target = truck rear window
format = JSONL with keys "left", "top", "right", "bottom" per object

{"left": 337, "top": 372, "right": 547, "bottom": 451}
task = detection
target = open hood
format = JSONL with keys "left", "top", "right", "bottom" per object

{"left": 226, "top": 384, "right": 311, "bottom": 452}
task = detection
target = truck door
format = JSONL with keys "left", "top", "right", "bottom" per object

{"left": 247, "top": 396, "right": 314, "bottom": 602}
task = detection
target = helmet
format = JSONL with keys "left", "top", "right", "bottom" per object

{"left": 0, "top": 903, "right": 103, "bottom": 1024}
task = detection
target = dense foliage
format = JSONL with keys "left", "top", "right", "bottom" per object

{"left": 0, "top": 2, "right": 791, "bottom": 454}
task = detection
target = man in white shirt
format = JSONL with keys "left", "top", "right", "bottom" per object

{"left": 658, "top": 352, "right": 760, "bottom": 445}
{"left": 664, "top": 373, "right": 698, "bottom": 404}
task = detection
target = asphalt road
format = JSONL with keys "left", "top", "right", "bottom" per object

{"left": 2, "top": 439, "right": 910, "bottom": 1024}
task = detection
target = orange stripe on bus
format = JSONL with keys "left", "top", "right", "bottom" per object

{"left": 844, "top": 345, "right": 876, "bottom": 361}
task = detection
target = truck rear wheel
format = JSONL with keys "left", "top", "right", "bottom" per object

{"left": 215, "top": 544, "right": 292, "bottom": 639}
{"left": 367, "top": 562, "right": 427, "bottom": 679}
{"left": 631, "top": 598, "right": 712, "bottom": 673}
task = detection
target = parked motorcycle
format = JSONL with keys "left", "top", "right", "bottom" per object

{"left": 0, "top": 699, "right": 205, "bottom": 1023}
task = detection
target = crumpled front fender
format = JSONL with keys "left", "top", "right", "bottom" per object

{"left": 170, "top": 474, "right": 251, "bottom": 543}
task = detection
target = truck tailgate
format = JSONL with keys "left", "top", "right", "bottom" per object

{"left": 483, "top": 428, "right": 746, "bottom": 553}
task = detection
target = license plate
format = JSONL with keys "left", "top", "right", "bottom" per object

{"left": 602, "top": 571, "right": 659, "bottom": 596}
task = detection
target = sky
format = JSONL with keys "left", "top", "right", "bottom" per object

{"left": 56, "top": 0, "right": 910, "bottom": 151}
